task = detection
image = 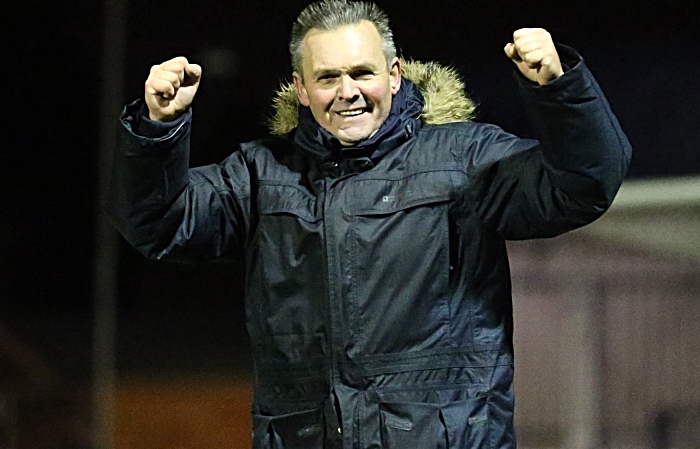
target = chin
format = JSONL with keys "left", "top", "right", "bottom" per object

{"left": 336, "top": 128, "right": 376, "bottom": 145}
{"left": 337, "top": 136, "right": 368, "bottom": 146}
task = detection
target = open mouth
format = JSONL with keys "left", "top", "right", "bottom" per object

{"left": 336, "top": 108, "right": 368, "bottom": 117}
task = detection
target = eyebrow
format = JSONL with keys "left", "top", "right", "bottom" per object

{"left": 311, "top": 63, "right": 380, "bottom": 79}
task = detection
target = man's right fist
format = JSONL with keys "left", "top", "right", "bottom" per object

{"left": 144, "top": 57, "right": 202, "bottom": 122}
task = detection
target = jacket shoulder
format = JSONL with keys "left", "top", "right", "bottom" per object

{"left": 238, "top": 136, "right": 294, "bottom": 159}
{"left": 415, "top": 121, "right": 521, "bottom": 152}
{"left": 418, "top": 120, "right": 511, "bottom": 137}
{"left": 231, "top": 135, "right": 310, "bottom": 181}
{"left": 411, "top": 121, "right": 536, "bottom": 172}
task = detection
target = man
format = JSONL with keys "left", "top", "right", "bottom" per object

{"left": 108, "top": 0, "right": 631, "bottom": 447}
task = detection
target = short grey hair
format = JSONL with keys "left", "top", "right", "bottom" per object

{"left": 290, "top": 0, "right": 397, "bottom": 76}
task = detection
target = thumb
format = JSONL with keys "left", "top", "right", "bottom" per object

{"left": 503, "top": 43, "right": 522, "bottom": 63}
{"left": 184, "top": 63, "right": 202, "bottom": 87}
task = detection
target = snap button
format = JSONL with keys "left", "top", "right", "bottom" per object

{"left": 337, "top": 426, "right": 342, "bottom": 434}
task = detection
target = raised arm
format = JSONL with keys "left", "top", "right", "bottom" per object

{"left": 107, "top": 57, "right": 252, "bottom": 262}
{"left": 471, "top": 29, "right": 632, "bottom": 239}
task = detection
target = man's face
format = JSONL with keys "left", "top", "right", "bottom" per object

{"left": 293, "top": 21, "right": 401, "bottom": 146}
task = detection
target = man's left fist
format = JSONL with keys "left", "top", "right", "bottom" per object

{"left": 504, "top": 28, "right": 564, "bottom": 86}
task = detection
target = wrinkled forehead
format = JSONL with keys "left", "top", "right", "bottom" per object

{"left": 299, "top": 21, "right": 386, "bottom": 73}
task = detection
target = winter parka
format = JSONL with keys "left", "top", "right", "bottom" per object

{"left": 108, "top": 46, "right": 632, "bottom": 448}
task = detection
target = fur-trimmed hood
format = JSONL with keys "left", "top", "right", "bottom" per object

{"left": 269, "top": 59, "right": 476, "bottom": 136}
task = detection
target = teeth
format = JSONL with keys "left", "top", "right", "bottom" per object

{"left": 338, "top": 109, "right": 364, "bottom": 116}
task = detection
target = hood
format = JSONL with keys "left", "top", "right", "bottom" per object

{"left": 269, "top": 58, "right": 477, "bottom": 136}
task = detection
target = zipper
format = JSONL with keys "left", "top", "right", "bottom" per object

{"left": 322, "top": 175, "right": 348, "bottom": 444}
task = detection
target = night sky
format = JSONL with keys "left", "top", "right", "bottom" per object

{"left": 4, "top": 0, "right": 699, "bottom": 385}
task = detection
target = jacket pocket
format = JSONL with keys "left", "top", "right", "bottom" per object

{"left": 248, "top": 183, "right": 325, "bottom": 339}
{"left": 379, "top": 395, "right": 489, "bottom": 449}
{"left": 252, "top": 407, "right": 324, "bottom": 449}
{"left": 349, "top": 174, "right": 454, "bottom": 355}
{"left": 380, "top": 402, "right": 446, "bottom": 449}
{"left": 440, "top": 397, "right": 489, "bottom": 448}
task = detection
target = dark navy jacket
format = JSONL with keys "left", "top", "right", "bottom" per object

{"left": 108, "top": 48, "right": 631, "bottom": 448}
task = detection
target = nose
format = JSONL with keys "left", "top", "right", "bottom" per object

{"left": 337, "top": 75, "right": 360, "bottom": 102}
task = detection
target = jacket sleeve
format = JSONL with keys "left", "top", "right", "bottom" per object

{"left": 469, "top": 45, "right": 632, "bottom": 240}
{"left": 106, "top": 100, "right": 252, "bottom": 262}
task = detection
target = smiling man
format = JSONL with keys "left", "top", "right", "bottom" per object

{"left": 108, "top": 1, "right": 632, "bottom": 448}
{"left": 292, "top": 20, "right": 401, "bottom": 146}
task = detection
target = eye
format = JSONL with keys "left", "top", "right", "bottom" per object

{"left": 353, "top": 70, "right": 374, "bottom": 80}
{"left": 317, "top": 73, "right": 338, "bottom": 83}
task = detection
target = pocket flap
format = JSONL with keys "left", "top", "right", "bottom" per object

{"left": 380, "top": 401, "right": 444, "bottom": 448}
{"left": 253, "top": 406, "right": 324, "bottom": 449}
{"left": 258, "top": 183, "right": 318, "bottom": 223}
{"left": 352, "top": 171, "right": 457, "bottom": 215}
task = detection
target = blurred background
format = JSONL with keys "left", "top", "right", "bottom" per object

{"left": 3, "top": 0, "right": 699, "bottom": 448}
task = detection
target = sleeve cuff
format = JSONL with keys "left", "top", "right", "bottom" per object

{"left": 120, "top": 99, "right": 190, "bottom": 139}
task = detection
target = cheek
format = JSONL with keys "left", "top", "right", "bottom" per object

{"left": 365, "top": 83, "right": 392, "bottom": 108}
{"left": 309, "top": 90, "right": 335, "bottom": 113}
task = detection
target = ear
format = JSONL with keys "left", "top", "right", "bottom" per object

{"left": 292, "top": 72, "right": 310, "bottom": 107}
{"left": 389, "top": 57, "right": 402, "bottom": 95}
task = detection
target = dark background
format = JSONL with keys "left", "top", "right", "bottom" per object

{"left": 3, "top": 0, "right": 699, "bottom": 387}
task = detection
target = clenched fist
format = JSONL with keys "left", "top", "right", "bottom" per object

{"left": 144, "top": 57, "right": 202, "bottom": 122}
{"left": 504, "top": 28, "right": 563, "bottom": 86}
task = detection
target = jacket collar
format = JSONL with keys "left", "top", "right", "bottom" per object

{"left": 291, "top": 78, "right": 424, "bottom": 165}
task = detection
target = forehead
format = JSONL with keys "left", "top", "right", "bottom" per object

{"left": 300, "top": 21, "right": 386, "bottom": 72}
